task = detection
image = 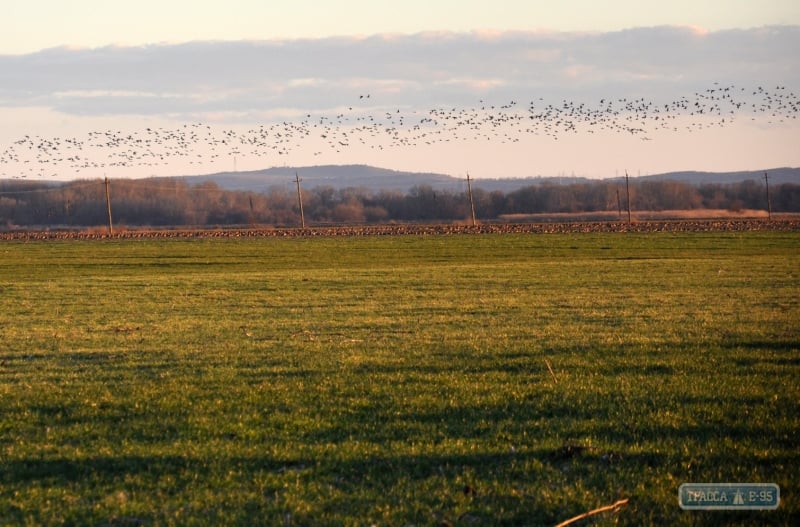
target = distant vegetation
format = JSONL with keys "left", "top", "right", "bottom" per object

{"left": 1, "top": 176, "right": 797, "bottom": 228}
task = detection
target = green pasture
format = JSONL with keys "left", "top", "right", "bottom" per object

{"left": 0, "top": 232, "right": 798, "bottom": 526}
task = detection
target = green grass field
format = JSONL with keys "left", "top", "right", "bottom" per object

{"left": 1, "top": 232, "right": 798, "bottom": 526}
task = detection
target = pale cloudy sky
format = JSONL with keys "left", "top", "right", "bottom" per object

{"left": 1, "top": 1, "right": 799, "bottom": 180}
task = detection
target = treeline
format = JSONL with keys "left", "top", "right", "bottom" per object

{"left": 1, "top": 177, "right": 797, "bottom": 228}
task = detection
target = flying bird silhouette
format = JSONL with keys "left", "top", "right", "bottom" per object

{"left": 0, "top": 83, "right": 796, "bottom": 178}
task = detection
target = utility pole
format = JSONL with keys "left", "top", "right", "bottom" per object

{"left": 624, "top": 170, "right": 632, "bottom": 224}
{"left": 764, "top": 172, "right": 772, "bottom": 221}
{"left": 104, "top": 176, "right": 113, "bottom": 235}
{"left": 248, "top": 195, "right": 255, "bottom": 226}
{"left": 295, "top": 172, "right": 305, "bottom": 228}
{"left": 466, "top": 172, "right": 477, "bottom": 226}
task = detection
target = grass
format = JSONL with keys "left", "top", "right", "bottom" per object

{"left": 0, "top": 232, "right": 798, "bottom": 526}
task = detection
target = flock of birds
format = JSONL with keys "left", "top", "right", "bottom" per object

{"left": 1, "top": 83, "right": 797, "bottom": 179}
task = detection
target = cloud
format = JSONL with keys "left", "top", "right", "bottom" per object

{"left": 0, "top": 26, "right": 798, "bottom": 121}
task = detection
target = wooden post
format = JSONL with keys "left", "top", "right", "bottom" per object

{"left": 295, "top": 172, "right": 305, "bottom": 228}
{"left": 616, "top": 188, "right": 622, "bottom": 219}
{"left": 764, "top": 172, "right": 772, "bottom": 221}
{"left": 104, "top": 176, "right": 113, "bottom": 235}
{"left": 624, "top": 170, "right": 632, "bottom": 224}
{"left": 466, "top": 172, "right": 477, "bottom": 226}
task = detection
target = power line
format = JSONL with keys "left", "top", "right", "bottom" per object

{"left": 0, "top": 181, "right": 100, "bottom": 196}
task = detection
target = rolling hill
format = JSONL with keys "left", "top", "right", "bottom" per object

{"left": 176, "top": 165, "right": 800, "bottom": 193}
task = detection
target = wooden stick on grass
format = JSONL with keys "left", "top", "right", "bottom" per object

{"left": 554, "top": 498, "right": 629, "bottom": 527}
{"left": 544, "top": 358, "right": 558, "bottom": 384}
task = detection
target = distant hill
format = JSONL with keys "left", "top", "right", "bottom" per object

{"left": 638, "top": 167, "right": 800, "bottom": 186}
{"left": 176, "top": 165, "right": 800, "bottom": 193}
{"left": 177, "top": 165, "right": 461, "bottom": 193}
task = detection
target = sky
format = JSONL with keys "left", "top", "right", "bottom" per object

{"left": 1, "top": 1, "right": 799, "bottom": 181}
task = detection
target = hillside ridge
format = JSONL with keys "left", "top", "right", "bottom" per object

{"left": 176, "top": 165, "right": 800, "bottom": 192}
